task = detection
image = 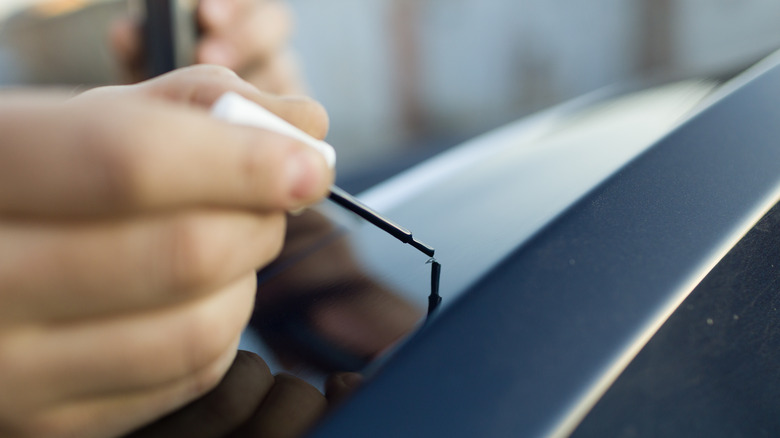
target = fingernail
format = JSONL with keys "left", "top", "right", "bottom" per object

{"left": 287, "top": 147, "right": 327, "bottom": 203}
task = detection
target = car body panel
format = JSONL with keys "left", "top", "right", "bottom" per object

{"left": 304, "top": 52, "right": 780, "bottom": 437}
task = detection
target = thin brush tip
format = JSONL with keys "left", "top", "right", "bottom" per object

{"left": 410, "top": 238, "right": 435, "bottom": 257}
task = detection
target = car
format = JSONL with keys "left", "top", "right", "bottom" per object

{"left": 245, "top": 49, "right": 780, "bottom": 437}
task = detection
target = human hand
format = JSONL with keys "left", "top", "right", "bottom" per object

{"left": 111, "top": 0, "right": 305, "bottom": 94}
{"left": 123, "top": 351, "right": 362, "bottom": 438}
{"left": 0, "top": 65, "right": 332, "bottom": 438}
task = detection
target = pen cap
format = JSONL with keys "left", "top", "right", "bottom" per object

{"left": 211, "top": 92, "right": 336, "bottom": 168}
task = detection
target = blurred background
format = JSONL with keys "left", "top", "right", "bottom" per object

{"left": 1, "top": 0, "right": 780, "bottom": 177}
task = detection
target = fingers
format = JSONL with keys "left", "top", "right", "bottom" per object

{"left": 198, "top": 0, "right": 293, "bottom": 73}
{"left": 0, "top": 273, "right": 253, "bottom": 438}
{"left": 25, "top": 344, "right": 240, "bottom": 438}
{"left": 1, "top": 273, "right": 256, "bottom": 409}
{"left": 125, "top": 352, "right": 340, "bottom": 438}
{"left": 0, "top": 89, "right": 331, "bottom": 217}
{"left": 110, "top": 0, "right": 304, "bottom": 95}
{"left": 309, "top": 289, "right": 422, "bottom": 358}
{"left": 228, "top": 373, "right": 327, "bottom": 438}
{"left": 123, "top": 351, "right": 274, "bottom": 438}
{"left": 0, "top": 210, "right": 282, "bottom": 322}
{"left": 134, "top": 66, "right": 329, "bottom": 139}
{"left": 254, "top": 212, "right": 423, "bottom": 362}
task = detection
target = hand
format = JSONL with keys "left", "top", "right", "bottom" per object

{"left": 0, "top": 65, "right": 332, "bottom": 438}
{"left": 111, "top": 0, "right": 305, "bottom": 94}
{"left": 123, "top": 351, "right": 362, "bottom": 438}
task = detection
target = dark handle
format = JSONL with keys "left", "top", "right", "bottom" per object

{"left": 142, "top": 0, "right": 198, "bottom": 79}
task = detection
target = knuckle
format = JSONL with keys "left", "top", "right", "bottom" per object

{"left": 98, "top": 147, "right": 151, "bottom": 209}
{"left": 163, "top": 216, "right": 220, "bottom": 292}
{"left": 72, "top": 99, "right": 168, "bottom": 208}
{"left": 295, "top": 99, "right": 330, "bottom": 140}
{"left": 74, "top": 110, "right": 156, "bottom": 209}
{"left": 187, "top": 64, "right": 239, "bottom": 80}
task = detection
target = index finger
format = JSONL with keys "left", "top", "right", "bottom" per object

{"left": 0, "top": 92, "right": 332, "bottom": 217}
{"left": 108, "top": 65, "right": 330, "bottom": 140}
{"left": 123, "top": 351, "right": 274, "bottom": 438}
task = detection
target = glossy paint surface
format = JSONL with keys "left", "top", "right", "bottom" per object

{"left": 250, "top": 80, "right": 713, "bottom": 375}
{"left": 573, "top": 202, "right": 780, "bottom": 436}
{"left": 301, "top": 54, "right": 780, "bottom": 436}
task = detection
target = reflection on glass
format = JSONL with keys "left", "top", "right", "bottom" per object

{"left": 250, "top": 207, "right": 434, "bottom": 373}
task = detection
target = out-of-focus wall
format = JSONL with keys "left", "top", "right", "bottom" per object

{"left": 288, "top": 0, "right": 404, "bottom": 174}
{"left": 0, "top": 0, "right": 45, "bottom": 16}
{"left": 674, "top": 0, "right": 780, "bottom": 74}
{"left": 0, "top": 0, "right": 125, "bottom": 86}
{"left": 289, "top": 0, "right": 780, "bottom": 175}
{"left": 0, "top": 0, "right": 115, "bottom": 18}
{"left": 2, "top": 0, "right": 779, "bottom": 175}
{"left": 414, "top": 0, "right": 638, "bottom": 136}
